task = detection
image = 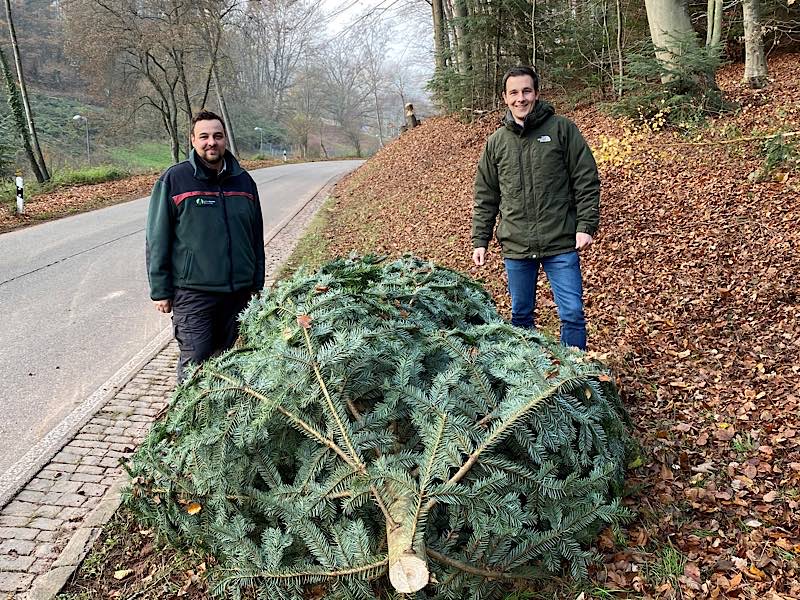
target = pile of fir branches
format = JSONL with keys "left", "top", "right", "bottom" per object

{"left": 125, "top": 255, "right": 632, "bottom": 599}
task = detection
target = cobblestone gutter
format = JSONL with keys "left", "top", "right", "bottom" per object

{"left": 0, "top": 180, "right": 335, "bottom": 599}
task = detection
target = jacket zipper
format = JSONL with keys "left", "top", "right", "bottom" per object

{"left": 516, "top": 133, "right": 537, "bottom": 259}
{"left": 219, "top": 184, "right": 234, "bottom": 292}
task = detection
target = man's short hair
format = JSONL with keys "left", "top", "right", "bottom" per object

{"left": 191, "top": 110, "right": 226, "bottom": 135}
{"left": 502, "top": 66, "right": 539, "bottom": 93}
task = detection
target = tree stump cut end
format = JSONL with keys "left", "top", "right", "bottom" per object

{"left": 389, "top": 553, "right": 429, "bottom": 593}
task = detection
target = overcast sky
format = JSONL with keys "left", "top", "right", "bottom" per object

{"left": 322, "top": 0, "right": 434, "bottom": 70}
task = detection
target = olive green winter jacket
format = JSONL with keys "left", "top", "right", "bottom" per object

{"left": 472, "top": 100, "right": 600, "bottom": 259}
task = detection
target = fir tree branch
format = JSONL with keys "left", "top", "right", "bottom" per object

{"left": 300, "top": 326, "right": 362, "bottom": 463}
{"left": 206, "top": 369, "right": 358, "bottom": 470}
{"left": 299, "top": 325, "right": 398, "bottom": 529}
{"left": 436, "top": 332, "right": 495, "bottom": 415}
{"left": 221, "top": 556, "right": 389, "bottom": 580}
{"left": 426, "top": 548, "right": 533, "bottom": 581}
{"left": 431, "top": 376, "right": 588, "bottom": 506}
{"left": 409, "top": 410, "right": 447, "bottom": 544}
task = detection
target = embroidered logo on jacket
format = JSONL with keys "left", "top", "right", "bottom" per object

{"left": 195, "top": 198, "right": 216, "bottom": 206}
{"left": 537, "top": 135, "right": 552, "bottom": 143}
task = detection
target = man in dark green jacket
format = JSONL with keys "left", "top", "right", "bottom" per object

{"left": 146, "top": 110, "right": 265, "bottom": 381}
{"left": 472, "top": 66, "right": 600, "bottom": 350}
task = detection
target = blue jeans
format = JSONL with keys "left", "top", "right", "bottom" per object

{"left": 504, "top": 252, "right": 587, "bottom": 350}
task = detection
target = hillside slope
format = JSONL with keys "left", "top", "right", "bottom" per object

{"left": 326, "top": 55, "right": 800, "bottom": 598}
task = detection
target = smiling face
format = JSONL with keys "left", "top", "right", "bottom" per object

{"left": 191, "top": 118, "right": 227, "bottom": 166}
{"left": 502, "top": 74, "right": 540, "bottom": 124}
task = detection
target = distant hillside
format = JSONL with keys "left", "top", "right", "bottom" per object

{"left": 1, "top": 0, "right": 85, "bottom": 95}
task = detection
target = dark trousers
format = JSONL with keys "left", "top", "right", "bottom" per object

{"left": 172, "top": 288, "right": 252, "bottom": 382}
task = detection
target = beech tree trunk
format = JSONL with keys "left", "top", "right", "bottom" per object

{"left": 706, "top": 0, "right": 723, "bottom": 47}
{"left": 432, "top": 0, "right": 446, "bottom": 72}
{"left": 3, "top": 0, "right": 49, "bottom": 181}
{"left": 742, "top": 0, "right": 767, "bottom": 88}
{"left": 453, "top": 0, "right": 469, "bottom": 74}
{"left": 531, "top": 0, "right": 537, "bottom": 67}
{"left": 644, "top": 0, "right": 697, "bottom": 77}
{"left": 616, "top": 0, "right": 624, "bottom": 97}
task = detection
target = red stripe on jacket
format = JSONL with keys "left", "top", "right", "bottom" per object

{"left": 172, "top": 191, "right": 208, "bottom": 206}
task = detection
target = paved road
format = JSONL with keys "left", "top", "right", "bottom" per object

{"left": 0, "top": 160, "right": 361, "bottom": 475}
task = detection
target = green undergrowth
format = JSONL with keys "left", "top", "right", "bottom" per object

{"left": 108, "top": 143, "right": 173, "bottom": 171}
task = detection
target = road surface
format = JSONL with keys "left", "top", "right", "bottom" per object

{"left": 0, "top": 160, "right": 361, "bottom": 475}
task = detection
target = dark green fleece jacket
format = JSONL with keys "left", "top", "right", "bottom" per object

{"left": 146, "top": 150, "right": 265, "bottom": 301}
{"left": 472, "top": 100, "right": 600, "bottom": 259}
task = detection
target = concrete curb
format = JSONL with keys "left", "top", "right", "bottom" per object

{"left": 262, "top": 172, "right": 340, "bottom": 246}
{"left": 26, "top": 479, "right": 126, "bottom": 599}
{"left": 0, "top": 327, "right": 173, "bottom": 510}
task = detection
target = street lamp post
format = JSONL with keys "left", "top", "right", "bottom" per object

{"left": 73, "top": 114, "right": 90, "bottom": 163}
{"left": 254, "top": 127, "right": 263, "bottom": 155}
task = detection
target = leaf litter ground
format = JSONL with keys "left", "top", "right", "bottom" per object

{"left": 60, "top": 55, "right": 799, "bottom": 599}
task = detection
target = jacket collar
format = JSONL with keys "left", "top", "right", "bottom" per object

{"left": 188, "top": 149, "right": 244, "bottom": 181}
{"left": 503, "top": 100, "right": 555, "bottom": 135}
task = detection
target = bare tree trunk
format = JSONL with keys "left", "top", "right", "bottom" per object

{"left": 601, "top": 0, "right": 611, "bottom": 93}
{"left": 212, "top": 65, "right": 239, "bottom": 157}
{"left": 165, "top": 112, "right": 180, "bottom": 164}
{"left": 373, "top": 88, "right": 384, "bottom": 147}
{"left": 531, "top": 0, "right": 537, "bottom": 68}
{"left": 742, "top": 0, "right": 767, "bottom": 88}
{"left": 3, "top": 0, "right": 49, "bottom": 181}
{"left": 453, "top": 0, "right": 469, "bottom": 74}
{"left": 432, "top": 0, "right": 446, "bottom": 72}
{"left": 644, "top": 0, "right": 697, "bottom": 77}
{"left": 616, "top": 0, "right": 624, "bottom": 97}
{"left": 706, "top": 0, "right": 723, "bottom": 47}
{"left": 175, "top": 53, "right": 193, "bottom": 156}
{"left": 0, "top": 44, "right": 43, "bottom": 182}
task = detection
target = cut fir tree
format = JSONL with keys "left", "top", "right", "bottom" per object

{"left": 125, "top": 255, "right": 632, "bottom": 599}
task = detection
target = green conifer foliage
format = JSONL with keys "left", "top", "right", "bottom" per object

{"left": 126, "top": 255, "right": 632, "bottom": 599}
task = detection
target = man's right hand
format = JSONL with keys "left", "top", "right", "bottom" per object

{"left": 153, "top": 299, "right": 172, "bottom": 313}
{"left": 472, "top": 247, "right": 487, "bottom": 267}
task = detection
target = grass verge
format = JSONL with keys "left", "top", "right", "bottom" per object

{"left": 1, "top": 164, "right": 131, "bottom": 203}
{"left": 274, "top": 196, "right": 336, "bottom": 280}
{"left": 56, "top": 508, "right": 211, "bottom": 600}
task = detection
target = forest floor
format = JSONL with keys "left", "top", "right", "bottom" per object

{"left": 58, "top": 54, "right": 799, "bottom": 599}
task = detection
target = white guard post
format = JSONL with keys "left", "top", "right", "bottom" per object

{"left": 15, "top": 173, "right": 24, "bottom": 215}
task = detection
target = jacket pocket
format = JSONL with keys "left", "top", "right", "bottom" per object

{"left": 181, "top": 250, "right": 194, "bottom": 280}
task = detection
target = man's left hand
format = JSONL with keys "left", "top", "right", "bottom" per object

{"left": 575, "top": 232, "right": 593, "bottom": 251}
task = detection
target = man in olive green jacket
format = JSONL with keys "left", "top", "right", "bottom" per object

{"left": 472, "top": 66, "right": 600, "bottom": 350}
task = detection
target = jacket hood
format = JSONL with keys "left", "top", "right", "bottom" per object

{"left": 503, "top": 100, "right": 556, "bottom": 134}
{"left": 189, "top": 149, "right": 245, "bottom": 181}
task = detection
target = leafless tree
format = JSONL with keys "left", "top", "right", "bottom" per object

{"left": 3, "top": 0, "right": 49, "bottom": 180}
{"left": 64, "top": 0, "right": 237, "bottom": 163}
{"left": 320, "top": 32, "right": 373, "bottom": 157}
{"left": 231, "top": 0, "right": 322, "bottom": 121}
{"left": 742, "top": 0, "right": 768, "bottom": 88}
